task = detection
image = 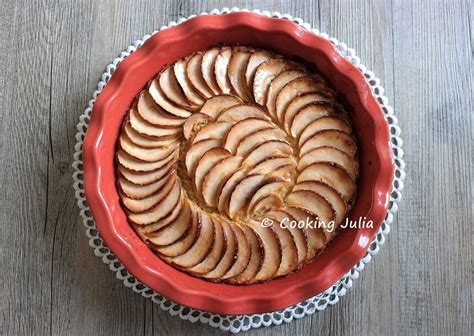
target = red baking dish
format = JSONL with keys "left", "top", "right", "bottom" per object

{"left": 83, "top": 12, "right": 394, "bottom": 315}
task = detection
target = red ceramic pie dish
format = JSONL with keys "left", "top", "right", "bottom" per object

{"left": 83, "top": 12, "right": 394, "bottom": 315}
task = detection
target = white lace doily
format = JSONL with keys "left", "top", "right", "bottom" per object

{"left": 72, "top": 8, "right": 405, "bottom": 333}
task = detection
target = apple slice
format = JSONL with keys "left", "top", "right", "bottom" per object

{"left": 165, "top": 210, "right": 215, "bottom": 268}
{"left": 253, "top": 58, "right": 299, "bottom": 105}
{"left": 192, "top": 121, "right": 232, "bottom": 143}
{"left": 242, "top": 140, "right": 293, "bottom": 168}
{"left": 118, "top": 173, "right": 170, "bottom": 200}
{"left": 201, "top": 47, "right": 221, "bottom": 94}
{"left": 199, "top": 94, "right": 242, "bottom": 119}
{"left": 298, "top": 146, "right": 358, "bottom": 180}
{"left": 214, "top": 47, "right": 233, "bottom": 94}
{"left": 119, "top": 134, "right": 175, "bottom": 162}
{"left": 248, "top": 156, "right": 297, "bottom": 175}
{"left": 266, "top": 70, "right": 307, "bottom": 117}
{"left": 275, "top": 76, "right": 330, "bottom": 123}
{"left": 223, "top": 118, "right": 273, "bottom": 153}
{"left": 118, "top": 158, "right": 176, "bottom": 185}
{"left": 228, "top": 49, "right": 252, "bottom": 101}
{"left": 139, "top": 197, "right": 183, "bottom": 233}
{"left": 186, "top": 53, "right": 214, "bottom": 98}
{"left": 297, "top": 163, "right": 356, "bottom": 202}
{"left": 148, "top": 78, "right": 192, "bottom": 118}
{"left": 217, "top": 168, "right": 246, "bottom": 214}
{"left": 128, "top": 179, "right": 182, "bottom": 225}
{"left": 216, "top": 104, "right": 269, "bottom": 122}
{"left": 227, "top": 174, "right": 267, "bottom": 219}
{"left": 182, "top": 113, "right": 212, "bottom": 140}
{"left": 124, "top": 122, "right": 178, "bottom": 149}
{"left": 227, "top": 224, "right": 262, "bottom": 284}
{"left": 145, "top": 198, "right": 190, "bottom": 245}
{"left": 250, "top": 195, "right": 285, "bottom": 216}
{"left": 299, "top": 130, "right": 357, "bottom": 158}
{"left": 129, "top": 106, "right": 182, "bottom": 139}
{"left": 187, "top": 215, "right": 225, "bottom": 274}
{"left": 158, "top": 66, "right": 196, "bottom": 109}
{"left": 235, "top": 127, "right": 288, "bottom": 157}
{"left": 298, "top": 116, "right": 352, "bottom": 146}
{"left": 245, "top": 50, "right": 273, "bottom": 89}
{"left": 174, "top": 57, "right": 205, "bottom": 105}
{"left": 193, "top": 148, "right": 229, "bottom": 195}
{"left": 294, "top": 181, "right": 346, "bottom": 226}
{"left": 116, "top": 148, "right": 177, "bottom": 172}
{"left": 247, "top": 179, "right": 289, "bottom": 216}
{"left": 201, "top": 156, "right": 242, "bottom": 207}
{"left": 185, "top": 139, "right": 220, "bottom": 175}
{"left": 250, "top": 220, "right": 282, "bottom": 282}
{"left": 203, "top": 219, "right": 237, "bottom": 279}
{"left": 221, "top": 223, "right": 251, "bottom": 279}
{"left": 282, "top": 91, "right": 335, "bottom": 132}
{"left": 289, "top": 102, "right": 333, "bottom": 138}
{"left": 137, "top": 91, "right": 186, "bottom": 127}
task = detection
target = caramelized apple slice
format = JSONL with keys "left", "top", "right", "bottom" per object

{"left": 228, "top": 49, "right": 252, "bottom": 101}
{"left": 139, "top": 198, "right": 182, "bottom": 233}
{"left": 216, "top": 104, "right": 269, "bottom": 123}
{"left": 223, "top": 118, "right": 273, "bottom": 153}
{"left": 124, "top": 122, "right": 178, "bottom": 149}
{"left": 201, "top": 47, "right": 221, "bottom": 94}
{"left": 116, "top": 148, "right": 177, "bottom": 172}
{"left": 165, "top": 210, "right": 215, "bottom": 267}
{"left": 217, "top": 169, "right": 246, "bottom": 214}
{"left": 129, "top": 107, "right": 181, "bottom": 138}
{"left": 201, "top": 156, "right": 242, "bottom": 207}
{"left": 182, "top": 113, "right": 212, "bottom": 140}
{"left": 242, "top": 140, "right": 293, "bottom": 168}
{"left": 193, "top": 148, "right": 229, "bottom": 195}
{"left": 286, "top": 189, "right": 335, "bottom": 231}
{"left": 187, "top": 215, "right": 225, "bottom": 274}
{"left": 119, "top": 134, "right": 175, "bottom": 162}
{"left": 248, "top": 156, "right": 297, "bottom": 175}
{"left": 253, "top": 58, "right": 298, "bottom": 105}
{"left": 118, "top": 173, "right": 170, "bottom": 200}
{"left": 300, "top": 130, "right": 357, "bottom": 158}
{"left": 298, "top": 146, "right": 359, "bottom": 179}
{"left": 192, "top": 121, "right": 232, "bottom": 143}
{"left": 275, "top": 76, "right": 329, "bottom": 122}
{"left": 250, "top": 220, "right": 281, "bottom": 282}
{"left": 266, "top": 70, "right": 307, "bottom": 117}
{"left": 203, "top": 219, "right": 237, "bottom": 279}
{"left": 148, "top": 79, "right": 192, "bottom": 118}
{"left": 199, "top": 94, "right": 242, "bottom": 119}
{"left": 297, "top": 163, "right": 355, "bottom": 202}
{"left": 186, "top": 53, "right": 214, "bottom": 98}
{"left": 271, "top": 210, "right": 308, "bottom": 265}
{"left": 185, "top": 139, "right": 220, "bottom": 175}
{"left": 227, "top": 174, "right": 267, "bottom": 219}
{"left": 118, "top": 158, "right": 175, "bottom": 185}
{"left": 235, "top": 127, "right": 288, "bottom": 157}
{"left": 298, "top": 116, "right": 352, "bottom": 146}
{"left": 245, "top": 50, "right": 273, "bottom": 89}
{"left": 174, "top": 58, "right": 205, "bottom": 105}
{"left": 290, "top": 102, "right": 333, "bottom": 138}
{"left": 137, "top": 91, "right": 186, "bottom": 127}
{"left": 251, "top": 195, "right": 285, "bottom": 215}
{"left": 145, "top": 198, "right": 190, "bottom": 245}
{"left": 159, "top": 66, "right": 195, "bottom": 109}
{"left": 228, "top": 224, "right": 262, "bottom": 284}
{"left": 221, "top": 224, "right": 251, "bottom": 279}
{"left": 247, "top": 179, "right": 289, "bottom": 216}
{"left": 214, "top": 47, "right": 233, "bottom": 94}
{"left": 128, "top": 180, "right": 182, "bottom": 225}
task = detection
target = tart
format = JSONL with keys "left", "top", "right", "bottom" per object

{"left": 115, "top": 46, "right": 359, "bottom": 284}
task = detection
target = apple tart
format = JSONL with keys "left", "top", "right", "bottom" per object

{"left": 116, "top": 46, "right": 359, "bottom": 284}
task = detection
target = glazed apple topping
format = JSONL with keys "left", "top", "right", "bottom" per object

{"left": 116, "top": 46, "right": 359, "bottom": 284}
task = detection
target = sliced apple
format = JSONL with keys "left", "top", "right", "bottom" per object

{"left": 174, "top": 57, "right": 205, "bottom": 105}
{"left": 137, "top": 91, "right": 186, "bottom": 127}
{"left": 203, "top": 219, "right": 237, "bottom": 279}
{"left": 187, "top": 215, "right": 225, "bottom": 274}
{"left": 124, "top": 121, "right": 178, "bottom": 149}
{"left": 217, "top": 168, "right": 246, "bottom": 214}
{"left": 185, "top": 138, "right": 220, "bottom": 175}
{"left": 298, "top": 146, "right": 359, "bottom": 180}
{"left": 289, "top": 102, "right": 333, "bottom": 139}
{"left": 253, "top": 58, "right": 299, "bottom": 105}
{"left": 271, "top": 210, "right": 308, "bottom": 265}
{"left": 223, "top": 118, "right": 273, "bottom": 153}
{"left": 235, "top": 127, "right": 288, "bottom": 157}
{"left": 118, "top": 173, "right": 170, "bottom": 200}
{"left": 298, "top": 116, "right": 352, "bottom": 146}
{"left": 148, "top": 78, "right": 193, "bottom": 118}
{"left": 242, "top": 140, "right": 293, "bottom": 168}
{"left": 201, "top": 47, "right": 221, "bottom": 94}
{"left": 182, "top": 113, "right": 212, "bottom": 140}
{"left": 227, "top": 174, "right": 267, "bottom": 219}
{"left": 199, "top": 94, "right": 242, "bottom": 119}
{"left": 192, "top": 121, "right": 232, "bottom": 143}
{"left": 193, "top": 148, "right": 229, "bottom": 195}
{"left": 247, "top": 179, "right": 288, "bottom": 216}
{"left": 128, "top": 179, "right": 181, "bottom": 225}
{"left": 299, "top": 130, "right": 357, "bottom": 158}
{"left": 248, "top": 156, "right": 297, "bottom": 175}
{"left": 119, "top": 134, "right": 175, "bottom": 162}
{"left": 275, "top": 76, "right": 330, "bottom": 123}
{"left": 116, "top": 148, "right": 177, "bottom": 172}
{"left": 216, "top": 104, "right": 269, "bottom": 123}
{"left": 129, "top": 106, "right": 182, "bottom": 139}
{"left": 228, "top": 49, "right": 252, "bottom": 101}
{"left": 250, "top": 220, "right": 281, "bottom": 282}
{"left": 266, "top": 70, "right": 307, "bottom": 117}
{"left": 118, "top": 158, "right": 176, "bottom": 185}
{"left": 158, "top": 66, "right": 195, "bottom": 109}
{"left": 245, "top": 50, "right": 273, "bottom": 89}
{"left": 221, "top": 223, "right": 251, "bottom": 279}
{"left": 250, "top": 195, "right": 285, "bottom": 216}
{"left": 201, "top": 156, "right": 243, "bottom": 207}
{"left": 297, "top": 163, "right": 356, "bottom": 202}
{"left": 186, "top": 53, "right": 214, "bottom": 98}
{"left": 139, "top": 197, "right": 182, "bottom": 233}
{"left": 214, "top": 47, "right": 233, "bottom": 94}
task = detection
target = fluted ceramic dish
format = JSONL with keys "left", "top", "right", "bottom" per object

{"left": 82, "top": 11, "right": 394, "bottom": 315}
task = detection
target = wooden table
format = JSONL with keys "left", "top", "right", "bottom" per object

{"left": 1, "top": 1, "right": 472, "bottom": 335}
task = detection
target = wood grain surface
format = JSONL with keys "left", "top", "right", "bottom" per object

{"left": 1, "top": 0, "right": 472, "bottom": 335}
